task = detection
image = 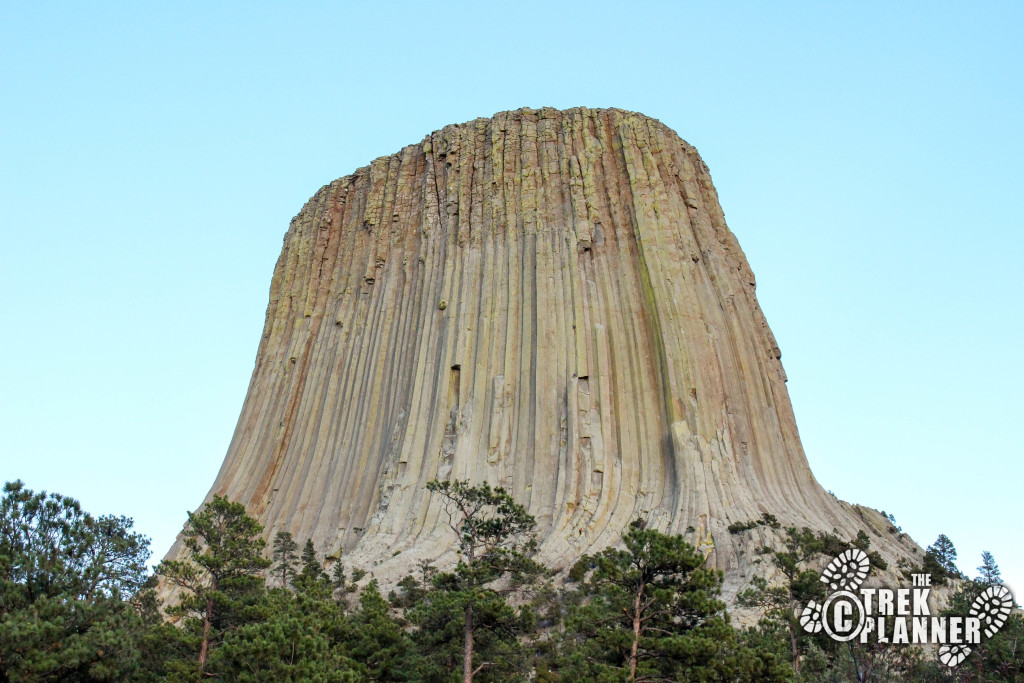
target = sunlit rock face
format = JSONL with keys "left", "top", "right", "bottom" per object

{"left": 163, "top": 107, "right": 918, "bottom": 596}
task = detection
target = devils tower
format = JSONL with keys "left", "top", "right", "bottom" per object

{"left": 164, "top": 107, "right": 917, "bottom": 595}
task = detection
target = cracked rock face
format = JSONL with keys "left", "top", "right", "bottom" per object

{"left": 163, "top": 107, "right": 918, "bottom": 596}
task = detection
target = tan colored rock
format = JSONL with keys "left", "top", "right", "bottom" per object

{"left": 162, "top": 107, "right": 919, "bottom": 598}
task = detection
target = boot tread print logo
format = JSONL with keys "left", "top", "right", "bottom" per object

{"left": 938, "top": 584, "right": 1013, "bottom": 666}
{"left": 821, "top": 548, "right": 870, "bottom": 591}
{"left": 799, "top": 600, "right": 824, "bottom": 634}
{"left": 974, "top": 584, "right": 1013, "bottom": 638}
{"left": 799, "top": 548, "right": 1015, "bottom": 668}
{"left": 800, "top": 549, "right": 870, "bottom": 637}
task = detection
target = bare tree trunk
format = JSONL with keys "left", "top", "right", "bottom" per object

{"left": 463, "top": 602, "right": 474, "bottom": 683}
{"left": 789, "top": 621, "right": 800, "bottom": 675}
{"left": 787, "top": 586, "right": 801, "bottom": 675}
{"left": 198, "top": 595, "right": 213, "bottom": 672}
{"left": 629, "top": 589, "right": 642, "bottom": 682}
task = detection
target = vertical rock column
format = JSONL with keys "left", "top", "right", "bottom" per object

{"left": 163, "top": 107, "right": 916, "bottom": 591}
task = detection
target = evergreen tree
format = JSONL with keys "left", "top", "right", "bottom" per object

{"left": 391, "top": 575, "right": 426, "bottom": 610}
{"left": 736, "top": 526, "right": 830, "bottom": 674}
{"left": 209, "top": 586, "right": 360, "bottom": 682}
{"left": 0, "top": 480, "right": 151, "bottom": 682}
{"left": 211, "top": 574, "right": 419, "bottom": 681}
{"left": 922, "top": 533, "right": 959, "bottom": 585}
{"left": 415, "top": 479, "right": 542, "bottom": 683}
{"left": 271, "top": 531, "right": 299, "bottom": 588}
{"left": 156, "top": 494, "right": 270, "bottom": 676}
{"left": 736, "top": 523, "right": 941, "bottom": 681}
{"left": 294, "top": 538, "right": 330, "bottom": 594}
{"left": 930, "top": 552, "right": 1022, "bottom": 680}
{"left": 342, "top": 580, "right": 420, "bottom": 680}
{"left": 964, "top": 611, "right": 1024, "bottom": 680}
{"left": 331, "top": 559, "right": 347, "bottom": 593}
{"left": 301, "top": 538, "right": 317, "bottom": 569}
{"left": 977, "top": 550, "right": 1002, "bottom": 586}
{"left": 563, "top": 521, "right": 787, "bottom": 682}
{"left": 735, "top": 522, "right": 889, "bottom": 677}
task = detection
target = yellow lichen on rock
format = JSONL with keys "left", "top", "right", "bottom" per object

{"left": 161, "top": 107, "right": 919, "bottom": 599}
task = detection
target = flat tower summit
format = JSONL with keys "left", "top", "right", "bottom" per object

{"left": 164, "top": 107, "right": 917, "bottom": 595}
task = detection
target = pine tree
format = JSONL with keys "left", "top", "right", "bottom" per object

{"left": 922, "top": 533, "right": 959, "bottom": 584}
{"left": 156, "top": 494, "right": 270, "bottom": 676}
{"left": 271, "top": 531, "right": 299, "bottom": 588}
{"left": 301, "top": 539, "right": 317, "bottom": 570}
{"left": 564, "top": 521, "right": 787, "bottom": 682}
{"left": 210, "top": 585, "right": 360, "bottom": 681}
{"left": 294, "top": 538, "right": 330, "bottom": 594}
{"left": 736, "top": 524, "right": 936, "bottom": 681}
{"left": 977, "top": 550, "right": 1002, "bottom": 586}
{"left": 934, "top": 550, "right": 1021, "bottom": 677}
{"left": 331, "top": 558, "right": 347, "bottom": 593}
{"left": 342, "top": 580, "right": 420, "bottom": 680}
{"left": 0, "top": 480, "right": 151, "bottom": 682}
{"left": 736, "top": 526, "right": 831, "bottom": 674}
{"left": 415, "top": 479, "right": 542, "bottom": 683}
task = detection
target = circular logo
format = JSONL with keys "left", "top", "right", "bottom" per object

{"left": 820, "top": 590, "right": 866, "bottom": 642}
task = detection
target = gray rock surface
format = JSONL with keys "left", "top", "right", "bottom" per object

{"left": 161, "top": 107, "right": 920, "bottom": 600}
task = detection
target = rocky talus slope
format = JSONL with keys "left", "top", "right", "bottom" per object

{"left": 164, "top": 107, "right": 920, "bottom": 598}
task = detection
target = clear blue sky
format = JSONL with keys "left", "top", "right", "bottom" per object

{"left": 2, "top": 2, "right": 1021, "bottom": 594}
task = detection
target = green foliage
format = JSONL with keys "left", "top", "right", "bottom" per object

{"left": 390, "top": 574, "right": 425, "bottom": 609}
{"left": 425, "top": 479, "right": 539, "bottom": 577}
{"left": 0, "top": 480, "right": 151, "bottom": 681}
{"left": 736, "top": 526, "right": 1015, "bottom": 681}
{"left": 409, "top": 575, "right": 533, "bottom": 682}
{"left": 342, "top": 581, "right": 421, "bottom": 680}
{"left": 158, "top": 495, "right": 270, "bottom": 598}
{"left": 918, "top": 533, "right": 960, "bottom": 586}
{"left": 270, "top": 531, "right": 299, "bottom": 588}
{"left": 28, "top": 478, "right": 1013, "bottom": 681}
{"left": 728, "top": 512, "right": 782, "bottom": 534}
{"left": 294, "top": 538, "right": 331, "bottom": 595}
{"left": 976, "top": 550, "right": 1002, "bottom": 586}
{"left": 330, "top": 559, "right": 346, "bottom": 592}
{"left": 963, "top": 611, "right": 1024, "bottom": 681}
{"left": 412, "top": 479, "right": 543, "bottom": 682}
{"left": 155, "top": 494, "right": 271, "bottom": 676}
{"left": 736, "top": 525, "right": 889, "bottom": 677}
{"left": 923, "top": 550, "right": 1023, "bottom": 680}
{"left": 562, "top": 521, "right": 789, "bottom": 682}
{"left": 300, "top": 539, "right": 318, "bottom": 573}
{"left": 209, "top": 587, "right": 360, "bottom": 682}
{"left": 567, "top": 553, "right": 591, "bottom": 582}
{"left": 202, "top": 540, "right": 418, "bottom": 682}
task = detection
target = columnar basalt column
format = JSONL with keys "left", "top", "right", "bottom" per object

{"left": 163, "top": 107, "right": 918, "bottom": 596}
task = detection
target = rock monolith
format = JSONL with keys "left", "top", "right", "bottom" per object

{"left": 164, "top": 107, "right": 918, "bottom": 597}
